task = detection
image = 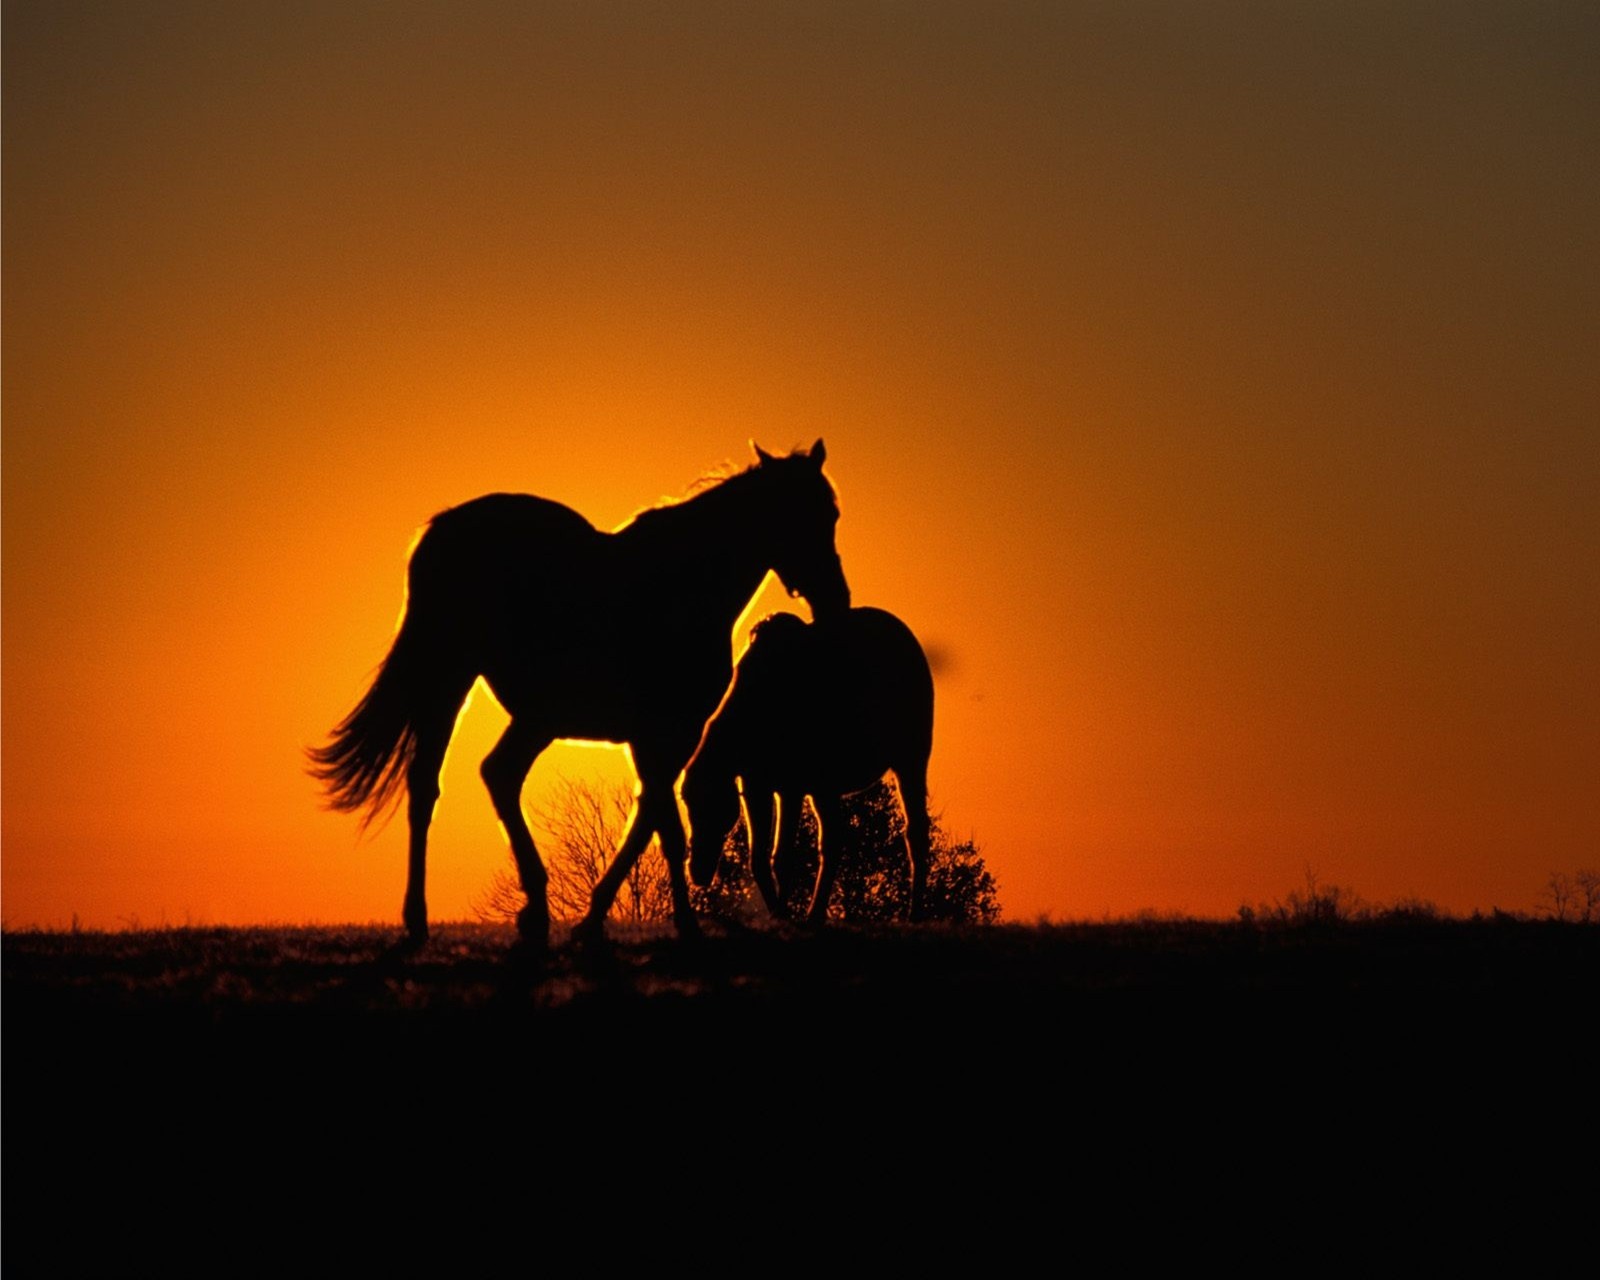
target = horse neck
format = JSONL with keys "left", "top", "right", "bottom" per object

{"left": 625, "top": 472, "right": 774, "bottom": 621}
{"left": 688, "top": 719, "right": 738, "bottom": 789}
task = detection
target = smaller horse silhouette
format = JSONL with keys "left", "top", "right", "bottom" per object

{"left": 684, "top": 606, "right": 934, "bottom": 923}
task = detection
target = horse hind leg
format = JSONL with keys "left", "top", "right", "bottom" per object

{"left": 895, "top": 766, "right": 932, "bottom": 923}
{"left": 403, "top": 677, "right": 475, "bottom": 947}
{"left": 480, "top": 720, "right": 553, "bottom": 950}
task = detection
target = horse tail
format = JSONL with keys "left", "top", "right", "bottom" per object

{"left": 307, "top": 606, "right": 435, "bottom": 829}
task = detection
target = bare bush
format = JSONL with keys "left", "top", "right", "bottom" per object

{"left": 1260, "top": 867, "right": 1367, "bottom": 926}
{"left": 1540, "top": 871, "right": 1576, "bottom": 923}
{"left": 764, "top": 782, "right": 1000, "bottom": 925}
{"left": 1575, "top": 869, "right": 1600, "bottom": 924}
{"left": 472, "top": 776, "right": 670, "bottom": 926}
{"left": 1540, "top": 869, "right": 1600, "bottom": 924}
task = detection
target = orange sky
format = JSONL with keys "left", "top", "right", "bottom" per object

{"left": 5, "top": 2, "right": 1597, "bottom": 928}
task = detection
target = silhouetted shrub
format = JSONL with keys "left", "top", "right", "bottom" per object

{"left": 1578, "top": 870, "right": 1600, "bottom": 923}
{"left": 1540, "top": 869, "right": 1600, "bottom": 923}
{"left": 473, "top": 776, "right": 669, "bottom": 927}
{"left": 772, "top": 781, "right": 1001, "bottom": 925}
{"left": 1373, "top": 895, "right": 1442, "bottom": 923}
{"left": 1269, "top": 868, "right": 1366, "bottom": 925}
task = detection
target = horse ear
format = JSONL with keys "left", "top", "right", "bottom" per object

{"left": 751, "top": 441, "right": 775, "bottom": 465}
{"left": 808, "top": 439, "right": 827, "bottom": 466}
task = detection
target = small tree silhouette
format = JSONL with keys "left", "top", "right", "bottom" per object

{"left": 472, "top": 775, "right": 670, "bottom": 927}
{"left": 1576, "top": 869, "right": 1600, "bottom": 924}
{"left": 1537, "top": 870, "right": 1600, "bottom": 923}
{"left": 1248, "top": 867, "right": 1367, "bottom": 926}
{"left": 1540, "top": 871, "right": 1576, "bottom": 923}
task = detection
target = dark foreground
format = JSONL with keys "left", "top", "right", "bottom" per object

{"left": 6, "top": 918, "right": 1595, "bottom": 1262}
{"left": 9, "top": 913, "right": 1596, "bottom": 1026}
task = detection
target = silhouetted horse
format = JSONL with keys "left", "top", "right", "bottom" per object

{"left": 309, "top": 442, "right": 849, "bottom": 949}
{"left": 683, "top": 606, "right": 933, "bottom": 924}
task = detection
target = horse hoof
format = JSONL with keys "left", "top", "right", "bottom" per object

{"left": 507, "top": 935, "right": 550, "bottom": 971}
{"left": 516, "top": 904, "right": 550, "bottom": 949}
{"left": 673, "top": 911, "right": 703, "bottom": 941}
{"left": 380, "top": 930, "right": 425, "bottom": 964}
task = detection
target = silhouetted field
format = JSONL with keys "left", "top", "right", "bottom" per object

{"left": 8, "top": 916, "right": 1594, "bottom": 1096}
{"left": 5, "top": 918, "right": 1592, "bottom": 1266}
{"left": 11, "top": 915, "right": 1596, "bottom": 1025}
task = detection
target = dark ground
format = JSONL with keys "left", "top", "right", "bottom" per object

{"left": 5, "top": 917, "right": 1594, "bottom": 1264}
{"left": 9, "top": 913, "right": 1595, "bottom": 1028}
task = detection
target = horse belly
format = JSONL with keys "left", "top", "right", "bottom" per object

{"left": 748, "top": 726, "right": 892, "bottom": 802}
{"left": 483, "top": 643, "right": 728, "bottom": 752}
{"left": 481, "top": 660, "right": 636, "bottom": 741}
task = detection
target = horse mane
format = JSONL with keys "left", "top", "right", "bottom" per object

{"left": 685, "top": 458, "right": 748, "bottom": 494}
{"left": 616, "top": 451, "right": 791, "bottom": 537}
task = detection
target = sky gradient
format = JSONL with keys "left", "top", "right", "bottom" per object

{"left": 5, "top": 1, "right": 1596, "bottom": 928}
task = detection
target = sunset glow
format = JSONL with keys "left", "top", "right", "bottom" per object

{"left": 5, "top": 2, "right": 1596, "bottom": 929}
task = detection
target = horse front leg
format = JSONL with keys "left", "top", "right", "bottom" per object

{"left": 570, "top": 793, "right": 657, "bottom": 947}
{"left": 806, "top": 795, "right": 846, "bottom": 926}
{"left": 770, "top": 791, "right": 804, "bottom": 919}
{"left": 742, "top": 789, "right": 784, "bottom": 918}
{"left": 572, "top": 776, "right": 702, "bottom": 944}
{"left": 653, "top": 791, "right": 699, "bottom": 939}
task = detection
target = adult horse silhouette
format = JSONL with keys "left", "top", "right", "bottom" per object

{"left": 683, "top": 607, "right": 933, "bottom": 924}
{"left": 309, "top": 441, "right": 849, "bottom": 949}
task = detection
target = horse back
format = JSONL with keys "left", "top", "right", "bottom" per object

{"left": 730, "top": 605, "right": 933, "bottom": 795}
{"left": 828, "top": 607, "right": 934, "bottom": 759}
{"left": 406, "top": 492, "right": 733, "bottom": 742}
{"left": 420, "top": 493, "right": 598, "bottom": 557}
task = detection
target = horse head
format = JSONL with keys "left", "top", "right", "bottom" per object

{"left": 749, "top": 439, "right": 851, "bottom": 621}
{"left": 684, "top": 611, "right": 812, "bottom": 888}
